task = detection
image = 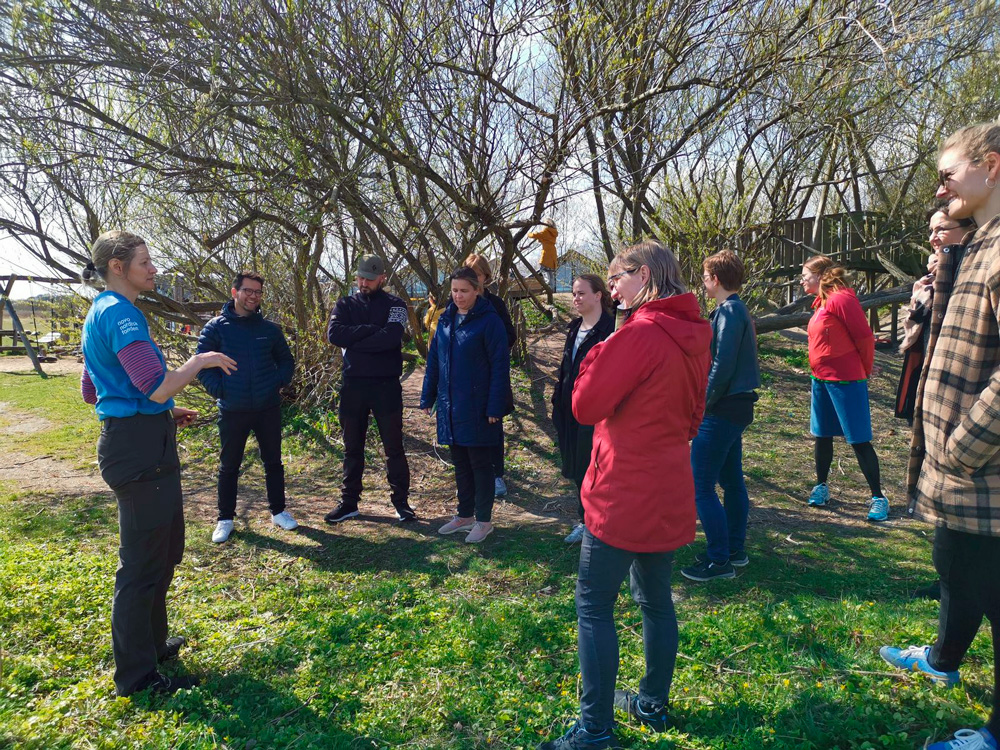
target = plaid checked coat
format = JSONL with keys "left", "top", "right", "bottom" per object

{"left": 908, "top": 216, "right": 1000, "bottom": 536}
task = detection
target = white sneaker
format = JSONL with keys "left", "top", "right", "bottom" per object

{"left": 494, "top": 477, "right": 508, "bottom": 497}
{"left": 271, "top": 511, "right": 298, "bottom": 530}
{"left": 564, "top": 523, "right": 586, "bottom": 544}
{"left": 212, "top": 520, "right": 234, "bottom": 543}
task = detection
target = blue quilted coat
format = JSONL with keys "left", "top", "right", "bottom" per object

{"left": 420, "top": 295, "right": 511, "bottom": 446}
{"left": 197, "top": 301, "right": 294, "bottom": 412}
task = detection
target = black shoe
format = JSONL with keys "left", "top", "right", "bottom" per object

{"left": 157, "top": 636, "right": 186, "bottom": 663}
{"left": 613, "top": 689, "right": 672, "bottom": 732}
{"left": 695, "top": 550, "right": 749, "bottom": 568}
{"left": 536, "top": 720, "right": 619, "bottom": 749}
{"left": 911, "top": 580, "right": 941, "bottom": 601}
{"left": 395, "top": 505, "right": 417, "bottom": 523}
{"left": 324, "top": 503, "right": 360, "bottom": 524}
{"left": 134, "top": 671, "right": 200, "bottom": 696}
{"left": 681, "top": 559, "right": 736, "bottom": 581}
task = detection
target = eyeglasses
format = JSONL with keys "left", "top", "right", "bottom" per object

{"left": 930, "top": 224, "right": 963, "bottom": 234}
{"left": 938, "top": 159, "right": 978, "bottom": 187}
{"left": 238, "top": 288, "right": 263, "bottom": 297}
{"left": 607, "top": 268, "right": 636, "bottom": 285}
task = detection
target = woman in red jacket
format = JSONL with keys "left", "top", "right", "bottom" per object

{"left": 537, "top": 240, "right": 711, "bottom": 750}
{"left": 801, "top": 255, "right": 889, "bottom": 521}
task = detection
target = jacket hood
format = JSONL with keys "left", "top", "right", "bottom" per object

{"left": 443, "top": 294, "right": 496, "bottom": 321}
{"left": 221, "top": 299, "right": 263, "bottom": 323}
{"left": 630, "top": 293, "right": 710, "bottom": 358}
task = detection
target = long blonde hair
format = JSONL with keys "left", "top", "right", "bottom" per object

{"left": 614, "top": 240, "right": 687, "bottom": 309}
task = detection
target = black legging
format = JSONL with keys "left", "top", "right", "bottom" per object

{"left": 814, "top": 437, "right": 883, "bottom": 497}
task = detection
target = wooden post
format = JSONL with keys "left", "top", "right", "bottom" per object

{"left": 3, "top": 299, "right": 47, "bottom": 378}
{"left": 890, "top": 302, "right": 899, "bottom": 346}
{"left": 0, "top": 277, "right": 13, "bottom": 330}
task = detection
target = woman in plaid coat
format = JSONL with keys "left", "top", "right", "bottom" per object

{"left": 880, "top": 122, "right": 1000, "bottom": 750}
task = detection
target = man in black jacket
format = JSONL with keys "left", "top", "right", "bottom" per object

{"left": 325, "top": 255, "right": 415, "bottom": 524}
{"left": 197, "top": 270, "right": 297, "bottom": 544}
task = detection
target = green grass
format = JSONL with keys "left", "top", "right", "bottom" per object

{"left": 0, "top": 334, "right": 995, "bottom": 748}
{"left": 0, "top": 372, "right": 100, "bottom": 463}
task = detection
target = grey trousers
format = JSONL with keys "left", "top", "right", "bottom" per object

{"left": 97, "top": 411, "right": 185, "bottom": 696}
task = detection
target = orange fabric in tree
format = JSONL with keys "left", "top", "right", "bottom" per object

{"left": 528, "top": 225, "right": 559, "bottom": 270}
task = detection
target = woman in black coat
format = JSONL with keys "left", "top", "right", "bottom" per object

{"left": 551, "top": 274, "right": 614, "bottom": 544}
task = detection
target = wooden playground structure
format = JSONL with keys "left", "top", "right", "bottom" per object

{"left": 0, "top": 274, "right": 79, "bottom": 378}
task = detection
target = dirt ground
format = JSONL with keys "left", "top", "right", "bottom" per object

{"left": 0, "top": 317, "right": 914, "bottom": 543}
{"left": 0, "top": 326, "right": 578, "bottom": 540}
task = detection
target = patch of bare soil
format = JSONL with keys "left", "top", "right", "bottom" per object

{"left": 0, "top": 356, "right": 83, "bottom": 376}
{"left": 0, "top": 448, "right": 105, "bottom": 495}
{"left": 0, "top": 324, "right": 920, "bottom": 547}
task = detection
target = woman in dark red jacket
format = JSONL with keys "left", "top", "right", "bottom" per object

{"left": 801, "top": 255, "right": 888, "bottom": 522}
{"left": 538, "top": 240, "right": 711, "bottom": 750}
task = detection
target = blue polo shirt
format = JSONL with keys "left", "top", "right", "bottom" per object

{"left": 82, "top": 291, "right": 174, "bottom": 420}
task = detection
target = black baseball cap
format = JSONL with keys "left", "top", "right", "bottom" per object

{"left": 356, "top": 255, "right": 386, "bottom": 280}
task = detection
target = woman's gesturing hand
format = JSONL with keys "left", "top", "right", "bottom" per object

{"left": 172, "top": 407, "right": 198, "bottom": 428}
{"left": 197, "top": 351, "right": 238, "bottom": 375}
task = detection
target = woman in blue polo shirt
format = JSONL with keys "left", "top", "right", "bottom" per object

{"left": 81, "top": 230, "right": 235, "bottom": 697}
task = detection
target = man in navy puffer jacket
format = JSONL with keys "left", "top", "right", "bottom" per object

{"left": 197, "top": 270, "right": 297, "bottom": 544}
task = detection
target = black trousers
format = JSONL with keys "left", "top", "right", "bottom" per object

{"left": 339, "top": 377, "right": 410, "bottom": 510}
{"left": 492, "top": 429, "right": 505, "bottom": 479}
{"left": 452, "top": 444, "right": 495, "bottom": 522}
{"left": 97, "top": 411, "right": 185, "bottom": 697}
{"left": 217, "top": 405, "right": 285, "bottom": 520}
{"left": 929, "top": 525, "right": 1000, "bottom": 735}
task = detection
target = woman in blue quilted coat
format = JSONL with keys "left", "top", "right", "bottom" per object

{"left": 420, "top": 267, "right": 511, "bottom": 544}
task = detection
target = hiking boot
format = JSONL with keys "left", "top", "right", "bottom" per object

{"left": 271, "top": 511, "right": 298, "bottom": 530}
{"left": 868, "top": 495, "right": 889, "bottom": 522}
{"left": 564, "top": 523, "right": 586, "bottom": 544}
{"left": 132, "top": 671, "right": 200, "bottom": 696}
{"left": 878, "top": 644, "right": 960, "bottom": 687}
{"left": 324, "top": 503, "right": 360, "bottom": 524}
{"left": 613, "top": 689, "right": 672, "bottom": 732}
{"left": 681, "top": 558, "right": 736, "bottom": 582}
{"left": 212, "top": 520, "right": 234, "bottom": 544}
{"left": 927, "top": 728, "right": 999, "bottom": 750}
{"left": 157, "top": 636, "right": 186, "bottom": 663}
{"left": 494, "top": 477, "right": 508, "bottom": 497}
{"left": 911, "top": 580, "right": 941, "bottom": 601}
{"left": 536, "top": 720, "right": 619, "bottom": 749}
{"left": 465, "top": 521, "right": 494, "bottom": 544}
{"left": 807, "top": 483, "right": 829, "bottom": 506}
{"left": 395, "top": 504, "right": 417, "bottom": 523}
{"left": 695, "top": 550, "right": 749, "bottom": 567}
{"left": 438, "top": 516, "right": 476, "bottom": 535}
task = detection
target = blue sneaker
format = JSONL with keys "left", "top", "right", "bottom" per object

{"left": 808, "top": 483, "right": 829, "bottom": 506}
{"left": 536, "top": 720, "right": 619, "bottom": 749}
{"left": 868, "top": 495, "right": 889, "bottom": 522}
{"left": 878, "top": 645, "right": 960, "bottom": 687}
{"left": 927, "top": 728, "right": 999, "bottom": 750}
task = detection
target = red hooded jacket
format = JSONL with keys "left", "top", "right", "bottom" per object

{"left": 807, "top": 288, "right": 874, "bottom": 381}
{"left": 572, "top": 294, "right": 711, "bottom": 552}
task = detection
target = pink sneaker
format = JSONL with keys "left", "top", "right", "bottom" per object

{"left": 438, "top": 516, "right": 476, "bottom": 535}
{"left": 464, "top": 522, "right": 494, "bottom": 544}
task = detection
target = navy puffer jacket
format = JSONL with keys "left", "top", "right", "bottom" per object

{"left": 197, "top": 301, "right": 295, "bottom": 412}
{"left": 420, "top": 296, "right": 511, "bottom": 447}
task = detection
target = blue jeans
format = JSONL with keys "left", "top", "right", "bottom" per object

{"left": 576, "top": 531, "right": 677, "bottom": 732}
{"left": 691, "top": 415, "right": 749, "bottom": 564}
